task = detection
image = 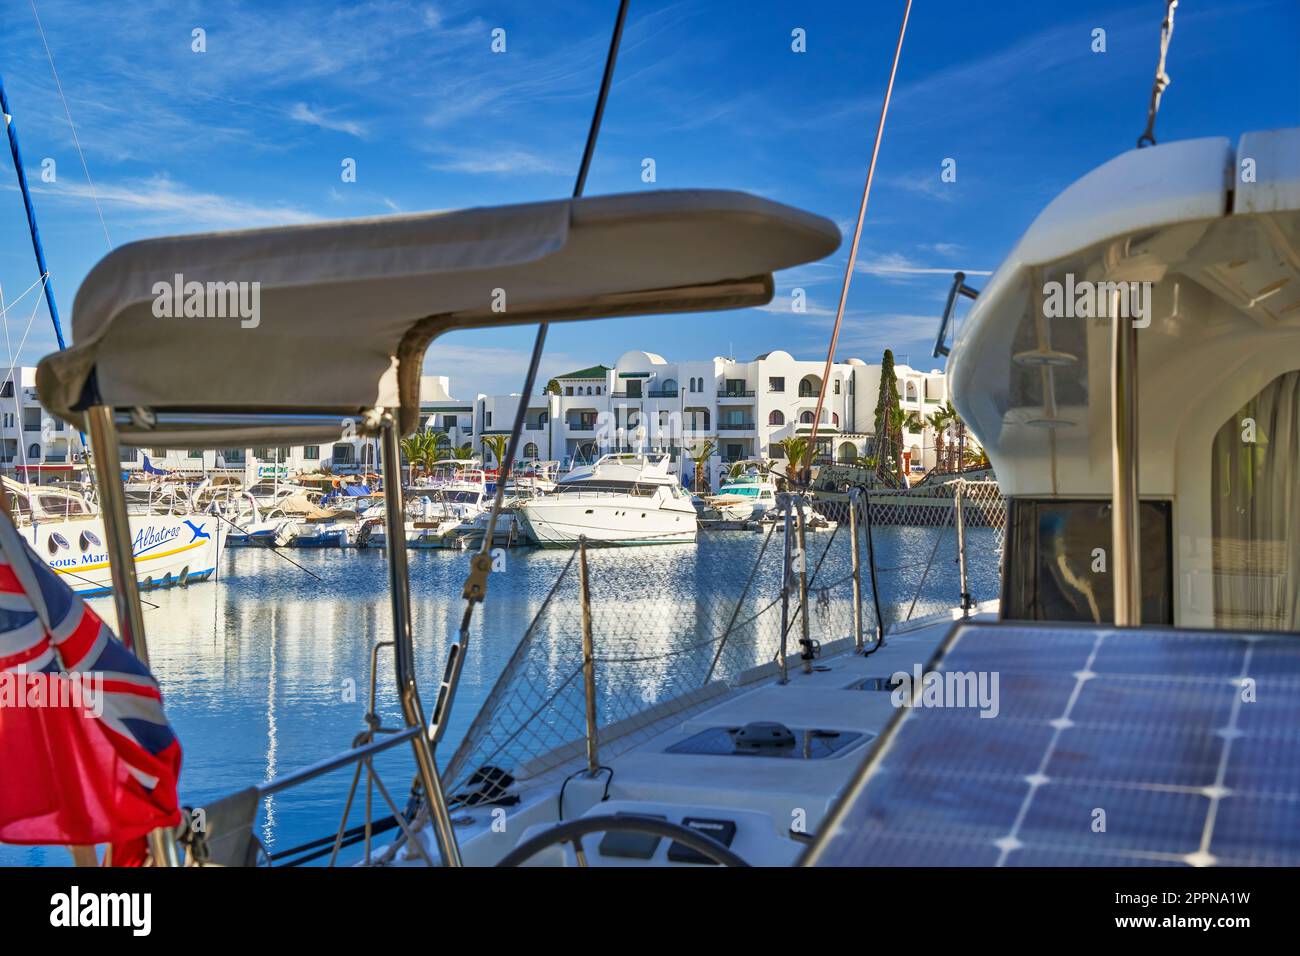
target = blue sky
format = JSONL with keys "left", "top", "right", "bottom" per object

{"left": 1, "top": 0, "right": 1297, "bottom": 399}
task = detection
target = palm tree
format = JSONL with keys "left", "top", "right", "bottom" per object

{"left": 775, "top": 436, "right": 809, "bottom": 485}
{"left": 942, "top": 401, "right": 966, "bottom": 472}
{"left": 480, "top": 434, "right": 510, "bottom": 473}
{"left": 399, "top": 434, "right": 425, "bottom": 483}
{"left": 450, "top": 442, "right": 474, "bottom": 461}
{"left": 690, "top": 440, "right": 716, "bottom": 493}
{"left": 925, "top": 406, "right": 951, "bottom": 473}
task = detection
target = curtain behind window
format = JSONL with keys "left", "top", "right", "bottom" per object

{"left": 1212, "top": 370, "right": 1300, "bottom": 631}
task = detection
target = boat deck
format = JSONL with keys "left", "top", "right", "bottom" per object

{"left": 407, "top": 605, "right": 996, "bottom": 866}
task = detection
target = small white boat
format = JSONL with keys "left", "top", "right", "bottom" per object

{"left": 702, "top": 462, "right": 778, "bottom": 521}
{"left": 518, "top": 452, "right": 697, "bottom": 547}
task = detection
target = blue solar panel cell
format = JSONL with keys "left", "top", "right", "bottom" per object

{"left": 804, "top": 622, "right": 1300, "bottom": 868}
{"left": 1045, "top": 725, "right": 1223, "bottom": 787}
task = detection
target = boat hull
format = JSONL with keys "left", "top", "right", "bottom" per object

{"left": 26, "top": 515, "right": 224, "bottom": 596}
{"left": 518, "top": 498, "right": 697, "bottom": 547}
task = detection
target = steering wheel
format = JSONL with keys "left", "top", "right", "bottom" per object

{"left": 496, "top": 814, "right": 750, "bottom": 867}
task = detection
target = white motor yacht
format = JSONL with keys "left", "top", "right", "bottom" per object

{"left": 518, "top": 452, "right": 698, "bottom": 546}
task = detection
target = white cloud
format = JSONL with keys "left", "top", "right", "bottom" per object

{"left": 288, "top": 103, "right": 366, "bottom": 138}
{"left": 30, "top": 175, "right": 319, "bottom": 229}
{"left": 428, "top": 148, "right": 569, "bottom": 177}
{"left": 422, "top": 340, "right": 587, "bottom": 397}
{"left": 856, "top": 253, "right": 992, "bottom": 279}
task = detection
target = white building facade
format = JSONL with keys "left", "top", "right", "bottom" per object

{"left": 2, "top": 358, "right": 950, "bottom": 490}
{"left": 473, "top": 350, "right": 951, "bottom": 488}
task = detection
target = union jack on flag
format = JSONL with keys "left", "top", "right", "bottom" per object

{"left": 0, "top": 512, "right": 182, "bottom": 862}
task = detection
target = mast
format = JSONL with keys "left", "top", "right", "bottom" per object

{"left": 0, "top": 74, "right": 69, "bottom": 350}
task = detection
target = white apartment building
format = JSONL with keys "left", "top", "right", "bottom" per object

{"left": 0, "top": 370, "right": 471, "bottom": 484}
{"left": 473, "top": 350, "right": 950, "bottom": 488}
{"left": 0, "top": 366, "right": 87, "bottom": 481}
{"left": 2, "top": 356, "right": 950, "bottom": 491}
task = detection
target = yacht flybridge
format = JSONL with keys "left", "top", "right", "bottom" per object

{"left": 518, "top": 452, "right": 697, "bottom": 546}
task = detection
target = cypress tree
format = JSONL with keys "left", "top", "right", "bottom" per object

{"left": 872, "top": 349, "right": 903, "bottom": 484}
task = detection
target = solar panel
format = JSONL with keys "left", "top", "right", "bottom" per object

{"left": 803, "top": 621, "right": 1300, "bottom": 867}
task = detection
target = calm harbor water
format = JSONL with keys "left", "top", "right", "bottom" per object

{"left": 1, "top": 525, "right": 999, "bottom": 866}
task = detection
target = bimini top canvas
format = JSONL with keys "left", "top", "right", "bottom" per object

{"left": 36, "top": 189, "right": 840, "bottom": 447}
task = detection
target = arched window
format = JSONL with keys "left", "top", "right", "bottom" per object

{"left": 799, "top": 411, "right": 814, "bottom": 424}
{"left": 768, "top": 410, "right": 785, "bottom": 426}
{"left": 28, "top": 443, "right": 40, "bottom": 459}
{"left": 798, "top": 375, "right": 821, "bottom": 397}
{"left": 586, "top": 386, "right": 593, "bottom": 395}
{"left": 832, "top": 413, "right": 840, "bottom": 426}
{"left": 523, "top": 442, "right": 539, "bottom": 459}
{"left": 905, "top": 382, "right": 917, "bottom": 402}
{"left": 661, "top": 378, "right": 677, "bottom": 394}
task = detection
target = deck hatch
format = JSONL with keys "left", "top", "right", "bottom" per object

{"left": 666, "top": 726, "right": 867, "bottom": 759}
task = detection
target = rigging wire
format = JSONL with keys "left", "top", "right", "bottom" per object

{"left": 472, "top": 0, "right": 630, "bottom": 558}
{"left": 1137, "top": 0, "right": 1179, "bottom": 148}
{"left": 805, "top": 0, "right": 912, "bottom": 482}
{"left": 460, "top": 0, "right": 630, "bottom": 602}
{"left": 29, "top": 0, "right": 112, "bottom": 248}
{"left": 429, "top": 0, "right": 632, "bottom": 756}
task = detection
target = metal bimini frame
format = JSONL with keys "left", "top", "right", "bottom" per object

{"left": 86, "top": 405, "right": 463, "bottom": 866}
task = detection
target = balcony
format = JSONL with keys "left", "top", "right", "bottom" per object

{"left": 717, "top": 422, "right": 755, "bottom": 431}
{"left": 717, "top": 389, "right": 755, "bottom": 399}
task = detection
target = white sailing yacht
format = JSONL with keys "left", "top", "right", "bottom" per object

{"left": 517, "top": 452, "right": 698, "bottom": 546}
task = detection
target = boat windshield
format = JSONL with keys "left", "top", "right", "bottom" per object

{"left": 556, "top": 480, "right": 658, "bottom": 497}
{"left": 433, "top": 490, "right": 483, "bottom": 504}
{"left": 718, "top": 485, "right": 759, "bottom": 497}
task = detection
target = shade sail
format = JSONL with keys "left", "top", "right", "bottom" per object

{"left": 36, "top": 189, "right": 840, "bottom": 446}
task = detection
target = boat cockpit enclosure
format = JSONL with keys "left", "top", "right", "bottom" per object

{"left": 950, "top": 128, "right": 1300, "bottom": 630}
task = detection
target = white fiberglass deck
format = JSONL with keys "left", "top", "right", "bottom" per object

{"left": 400, "top": 605, "right": 994, "bottom": 867}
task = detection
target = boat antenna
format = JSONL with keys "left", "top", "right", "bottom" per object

{"left": 805, "top": 0, "right": 911, "bottom": 485}
{"left": 433, "top": 0, "right": 632, "bottom": 748}
{"left": 1136, "top": 0, "right": 1178, "bottom": 148}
